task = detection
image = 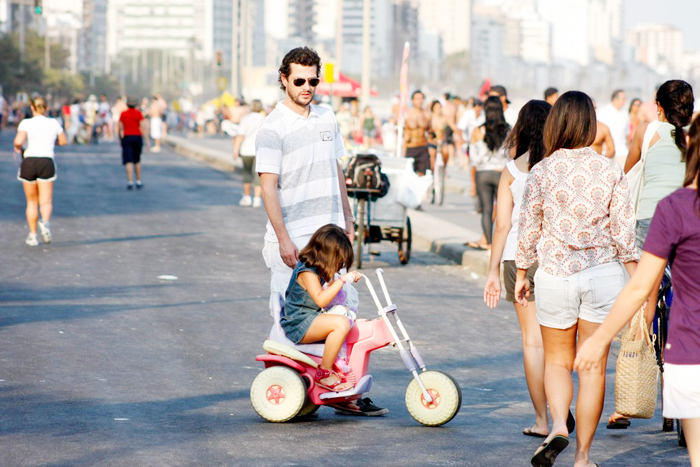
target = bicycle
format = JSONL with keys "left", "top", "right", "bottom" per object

{"left": 654, "top": 265, "right": 686, "bottom": 447}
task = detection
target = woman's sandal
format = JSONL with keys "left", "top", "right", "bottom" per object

{"left": 315, "top": 368, "right": 354, "bottom": 392}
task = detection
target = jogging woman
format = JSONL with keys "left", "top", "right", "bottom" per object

{"left": 14, "top": 96, "right": 67, "bottom": 246}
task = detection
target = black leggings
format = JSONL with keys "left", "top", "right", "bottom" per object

{"left": 475, "top": 170, "right": 500, "bottom": 244}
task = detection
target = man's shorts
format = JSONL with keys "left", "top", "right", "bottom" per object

{"left": 534, "top": 262, "right": 625, "bottom": 329}
{"left": 122, "top": 135, "right": 143, "bottom": 165}
{"left": 18, "top": 157, "right": 56, "bottom": 183}
{"left": 406, "top": 146, "right": 431, "bottom": 174}
{"left": 503, "top": 261, "right": 537, "bottom": 303}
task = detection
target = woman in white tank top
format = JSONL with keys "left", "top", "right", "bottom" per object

{"left": 483, "top": 100, "right": 554, "bottom": 437}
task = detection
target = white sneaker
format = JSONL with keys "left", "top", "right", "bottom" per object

{"left": 239, "top": 195, "right": 252, "bottom": 207}
{"left": 252, "top": 197, "right": 262, "bottom": 208}
{"left": 38, "top": 220, "right": 52, "bottom": 243}
{"left": 25, "top": 233, "right": 39, "bottom": 246}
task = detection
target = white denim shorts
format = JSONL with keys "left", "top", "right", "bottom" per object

{"left": 663, "top": 363, "right": 700, "bottom": 419}
{"left": 534, "top": 262, "right": 625, "bottom": 329}
{"left": 261, "top": 235, "right": 312, "bottom": 295}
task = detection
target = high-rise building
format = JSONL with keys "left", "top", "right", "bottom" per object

{"left": 536, "top": 0, "right": 588, "bottom": 66}
{"left": 80, "top": 0, "right": 108, "bottom": 76}
{"left": 627, "top": 23, "right": 684, "bottom": 75}
{"left": 341, "top": 0, "right": 418, "bottom": 79}
{"left": 289, "top": 0, "right": 316, "bottom": 44}
{"left": 471, "top": 5, "right": 504, "bottom": 79}
{"left": 418, "top": 0, "right": 470, "bottom": 56}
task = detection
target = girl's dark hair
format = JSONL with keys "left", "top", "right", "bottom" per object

{"left": 544, "top": 91, "right": 597, "bottom": 157}
{"left": 278, "top": 47, "right": 321, "bottom": 91}
{"left": 430, "top": 100, "right": 441, "bottom": 112}
{"left": 298, "top": 224, "right": 353, "bottom": 283}
{"left": 684, "top": 115, "right": 700, "bottom": 213}
{"left": 505, "top": 100, "right": 551, "bottom": 170}
{"left": 483, "top": 95, "right": 510, "bottom": 152}
{"left": 656, "top": 79, "right": 694, "bottom": 158}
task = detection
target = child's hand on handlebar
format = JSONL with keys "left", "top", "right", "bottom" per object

{"left": 342, "top": 271, "right": 362, "bottom": 283}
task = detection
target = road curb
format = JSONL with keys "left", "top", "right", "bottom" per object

{"left": 165, "top": 135, "right": 487, "bottom": 274}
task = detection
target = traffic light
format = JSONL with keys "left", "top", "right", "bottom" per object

{"left": 34, "top": 0, "right": 43, "bottom": 14}
{"left": 216, "top": 51, "right": 222, "bottom": 67}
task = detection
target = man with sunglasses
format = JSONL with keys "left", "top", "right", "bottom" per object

{"left": 256, "top": 47, "right": 388, "bottom": 417}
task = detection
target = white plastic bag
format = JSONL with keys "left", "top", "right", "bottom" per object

{"left": 396, "top": 166, "right": 433, "bottom": 209}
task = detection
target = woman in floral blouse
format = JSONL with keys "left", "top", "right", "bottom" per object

{"left": 514, "top": 91, "right": 639, "bottom": 467}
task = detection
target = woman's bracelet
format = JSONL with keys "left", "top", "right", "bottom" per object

{"left": 338, "top": 276, "right": 346, "bottom": 284}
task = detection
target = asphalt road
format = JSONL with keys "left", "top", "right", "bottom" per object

{"left": 0, "top": 133, "right": 689, "bottom": 466}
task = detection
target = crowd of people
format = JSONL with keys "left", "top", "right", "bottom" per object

{"left": 6, "top": 44, "right": 699, "bottom": 466}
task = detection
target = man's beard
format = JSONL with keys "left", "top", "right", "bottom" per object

{"left": 291, "top": 90, "right": 314, "bottom": 107}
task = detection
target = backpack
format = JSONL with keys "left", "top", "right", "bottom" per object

{"left": 345, "top": 154, "right": 390, "bottom": 199}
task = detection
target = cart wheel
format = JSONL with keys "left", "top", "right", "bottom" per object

{"left": 405, "top": 370, "right": 461, "bottom": 426}
{"left": 355, "top": 199, "right": 366, "bottom": 269}
{"left": 434, "top": 163, "right": 446, "bottom": 206}
{"left": 678, "top": 419, "right": 687, "bottom": 447}
{"left": 250, "top": 366, "right": 306, "bottom": 422}
{"left": 295, "top": 396, "right": 320, "bottom": 419}
{"left": 398, "top": 217, "right": 412, "bottom": 265}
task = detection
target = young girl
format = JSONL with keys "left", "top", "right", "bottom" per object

{"left": 483, "top": 99, "right": 552, "bottom": 437}
{"left": 576, "top": 115, "right": 700, "bottom": 467}
{"left": 281, "top": 224, "right": 361, "bottom": 392}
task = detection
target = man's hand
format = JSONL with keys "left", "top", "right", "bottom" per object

{"left": 279, "top": 237, "right": 299, "bottom": 268}
{"left": 514, "top": 274, "right": 530, "bottom": 307}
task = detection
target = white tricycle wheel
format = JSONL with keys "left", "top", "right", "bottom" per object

{"left": 250, "top": 366, "right": 307, "bottom": 422}
{"left": 405, "top": 370, "right": 462, "bottom": 426}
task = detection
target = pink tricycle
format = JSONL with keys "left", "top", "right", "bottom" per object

{"left": 250, "top": 268, "right": 462, "bottom": 426}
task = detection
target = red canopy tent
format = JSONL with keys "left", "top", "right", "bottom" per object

{"left": 316, "top": 73, "right": 379, "bottom": 97}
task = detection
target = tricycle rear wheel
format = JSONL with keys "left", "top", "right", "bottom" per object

{"left": 250, "top": 366, "right": 306, "bottom": 422}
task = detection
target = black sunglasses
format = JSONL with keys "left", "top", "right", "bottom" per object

{"left": 292, "top": 78, "right": 320, "bottom": 87}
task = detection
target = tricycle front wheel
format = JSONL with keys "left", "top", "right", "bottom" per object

{"left": 405, "top": 370, "right": 461, "bottom": 426}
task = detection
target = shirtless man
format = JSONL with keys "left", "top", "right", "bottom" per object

{"left": 404, "top": 90, "right": 431, "bottom": 176}
{"left": 592, "top": 120, "right": 615, "bottom": 159}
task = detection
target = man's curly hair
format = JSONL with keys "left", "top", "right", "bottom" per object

{"left": 278, "top": 47, "right": 322, "bottom": 91}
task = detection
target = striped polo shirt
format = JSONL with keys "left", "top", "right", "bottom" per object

{"left": 256, "top": 101, "right": 347, "bottom": 242}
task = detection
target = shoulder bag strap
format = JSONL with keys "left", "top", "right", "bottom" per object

{"left": 640, "top": 120, "right": 661, "bottom": 165}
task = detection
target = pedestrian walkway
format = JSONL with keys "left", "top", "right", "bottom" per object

{"left": 165, "top": 134, "right": 492, "bottom": 275}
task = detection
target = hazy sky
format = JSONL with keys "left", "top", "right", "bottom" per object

{"left": 625, "top": 0, "right": 700, "bottom": 50}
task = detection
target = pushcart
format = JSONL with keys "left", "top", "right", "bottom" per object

{"left": 347, "top": 155, "right": 413, "bottom": 269}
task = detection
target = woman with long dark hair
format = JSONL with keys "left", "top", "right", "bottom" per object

{"left": 14, "top": 96, "right": 67, "bottom": 246}
{"left": 467, "top": 96, "right": 510, "bottom": 250}
{"left": 484, "top": 100, "right": 555, "bottom": 438}
{"left": 514, "top": 91, "right": 638, "bottom": 467}
{"left": 608, "top": 79, "right": 695, "bottom": 429}
{"left": 576, "top": 114, "right": 700, "bottom": 467}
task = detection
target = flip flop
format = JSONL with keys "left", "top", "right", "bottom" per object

{"left": 523, "top": 427, "right": 548, "bottom": 438}
{"left": 606, "top": 417, "right": 630, "bottom": 429}
{"left": 531, "top": 436, "right": 569, "bottom": 467}
{"left": 466, "top": 241, "right": 489, "bottom": 250}
{"left": 567, "top": 410, "right": 576, "bottom": 434}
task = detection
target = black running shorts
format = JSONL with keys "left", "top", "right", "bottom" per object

{"left": 121, "top": 135, "right": 143, "bottom": 164}
{"left": 405, "top": 146, "right": 431, "bottom": 174}
{"left": 18, "top": 157, "right": 56, "bottom": 183}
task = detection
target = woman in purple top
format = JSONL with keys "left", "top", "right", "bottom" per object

{"left": 576, "top": 115, "right": 700, "bottom": 466}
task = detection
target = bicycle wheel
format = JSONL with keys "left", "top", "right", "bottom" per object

{"left": 397, "top": 217, "right": 412, "bottom": 265}
{"left": 354, "top": 198, "right": 366, "bottom": 269}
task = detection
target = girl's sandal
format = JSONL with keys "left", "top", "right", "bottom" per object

{"left": 315, "top": 368, "right": 354, "bottom": 392}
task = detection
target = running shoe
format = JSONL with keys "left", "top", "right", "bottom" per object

{"left": 136, "top": 181, "right": 143, "bottom": 190}
{"left": 239, "top": 195, "right": 252, "bottom": 207}
{"left": 127, "top": 182, "right": 134, "bottom": 190}
{"left": 25, "top": 233, "right": 39, "bottom": 246}
{"left": 252, "top": 197, "right": 262, "bottom": 208}
{"left": 37, "top": 220, "right": 52, "bottom": 244}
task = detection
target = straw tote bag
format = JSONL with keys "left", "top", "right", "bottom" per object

{"left": 614, "top": 303, "right": 659, "bottom": 418}
{"left": 627, "top": 120, "right": 661, "bottom": 215}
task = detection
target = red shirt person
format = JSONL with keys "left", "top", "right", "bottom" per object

{"left": 118, "top": 98, "right": 146, "bottom": 189}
